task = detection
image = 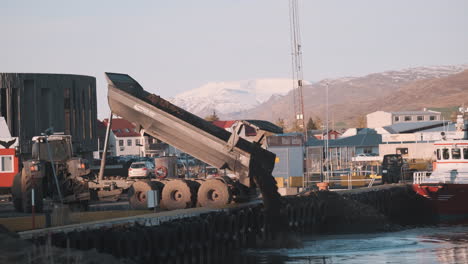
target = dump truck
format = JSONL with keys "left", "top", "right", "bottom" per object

{"left": 105, "top": 72, "right": 284, "bottom": 215}
{"left": 10, "top": 72, "right": 289, "bottom": 244}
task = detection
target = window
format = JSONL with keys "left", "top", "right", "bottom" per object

{"left": 127, "top": 139, "right": 132, "bottom": 146}
{"left": 417, "top": 116, "right": 423, "bottom": 121}
{"left": 0, "top": 156, "right": 13, "bottom": 172}
{"left": 135, "top": 139, "right": 140, "bottom": 146}
{"left": 394, "top": 116, "right": 399, "bottom": 122}
{"left": 452, "top": 148, "right": 461, "bottom": 159}
{"left": 125, "top": 128, "right": 130, "bottom": 133}
{"left": 436, "top": 149, "right": 441, "bottom": 160}
{"left": 363, "top": 147, "right": 372, "bottom": 154}
{"left": 463, "top": 148, "right": 468, "bottom": 160}
{"left": 430, "top": 116, "right": 436, "bottom": 121}
{"left": 442, "top": 148, "right": 450, "bottom": 160}
{"left": 404, "top": 116, "right": 412, "bottom": 121}
{"left": 119, "top": 140, "right": 124, "bottom": 146}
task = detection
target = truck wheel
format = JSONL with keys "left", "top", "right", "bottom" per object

{"left": 21, "top": 170, "right": 44, "bottom": 213}
{"left": 161, "top": 180, "right": 194, "bottom": 210}
{"left": 128, "top": 180, "right": 162, "bottom": 210}
{"left": 12, "top": 172, "right": 23, "bottom": 212}
{"left": 197, "top": 179, "right": 232, "bottom": 208}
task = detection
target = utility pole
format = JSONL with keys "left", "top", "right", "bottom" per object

{"left": 289, "top": 0, "right": 306, "bottom": 135}
{"left": 289, "top": 0, "right": 309, "bottom": 187}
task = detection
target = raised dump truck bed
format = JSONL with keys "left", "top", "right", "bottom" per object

{"left": 105, "top": 73, "right": 288, "bottom": 238}
{"left": 106, "top": 73, "right": 255, "bottom": 187}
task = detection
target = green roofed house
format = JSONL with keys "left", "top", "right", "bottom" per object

{"left": 306, "top": 129, "right": 382, "bottom": 174}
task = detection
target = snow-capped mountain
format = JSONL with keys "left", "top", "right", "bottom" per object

{"left": 229, "top": 64, "right": 468, "bottom": 127}
{"left": 366, "top": 64, "right": 468, "bottom": 83}
{"left": 169, "top": 64, "right": 468, "bottom": 120}
{"left": 169, "top": 79, "right": 310, "bottom": 118}
{"left": 315, "top": 65, "right": 468, "bottom": 87}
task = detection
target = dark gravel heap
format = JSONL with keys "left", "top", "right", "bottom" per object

{"left": 314, "top": 191, "right": 397, "bottom": 234}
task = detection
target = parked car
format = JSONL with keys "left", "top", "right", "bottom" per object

{"left": 128, "top": 161, "right": 155, "bottom": 179}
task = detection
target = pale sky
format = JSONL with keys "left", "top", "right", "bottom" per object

{"left": 1, "top": 0, "right": 467, "bottom": 118}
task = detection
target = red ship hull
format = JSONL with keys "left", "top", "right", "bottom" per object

{"left": 413, "top": 184, "right": 468, "bottom": 223}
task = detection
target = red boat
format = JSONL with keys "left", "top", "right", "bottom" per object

{"left": 413, "top": 138, "right": 468, "bottom": 223}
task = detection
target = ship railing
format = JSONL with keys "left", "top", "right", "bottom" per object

{"left": 303, "top": 170, "right": 382, "bottom": 190}
{"left": 413, "top": 171, "right": 432, "bottom": 184}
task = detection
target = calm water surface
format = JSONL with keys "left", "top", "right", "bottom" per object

{"left": 242, "top": 226, "right": 468, "bottom": 264}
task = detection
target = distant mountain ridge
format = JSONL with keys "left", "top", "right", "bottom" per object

{"left": 229, "top": 65, "right": 468, "bottom": 127}
{"left": 169, "top": 78, "right": 310, "bottom": 118}
{"left": 170, "top": 64, "right": 468, "bottom": 127}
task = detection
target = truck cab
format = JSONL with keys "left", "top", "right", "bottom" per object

{"left": 381, "top": 154, "right": 408, "bottom": 184}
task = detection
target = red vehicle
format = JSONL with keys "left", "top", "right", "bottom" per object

{"left": 0, "top": 138, "right": 19, "bottom": 193}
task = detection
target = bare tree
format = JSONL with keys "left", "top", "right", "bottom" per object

{"left": 204, "top": 110, "right": 220, "bottom": 122}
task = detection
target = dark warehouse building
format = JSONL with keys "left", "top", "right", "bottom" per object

{"left": 0, "top": 73, "right": 98, "bottom": 159}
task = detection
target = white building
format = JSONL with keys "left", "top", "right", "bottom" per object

{"left": 367, "top": 109, "right": 441, "bottom": 128}
{"left": 378, "top": 117, "right": 466, "bottom": 160}
{"left": 103, "top": 118, "right": 143, "bottom": 157}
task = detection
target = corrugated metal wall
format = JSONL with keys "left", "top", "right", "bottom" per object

{"left": 0, "top": 73, "right": 97, "bottom": 159}
{"left": 269, "top": 146, "right": 304, "bottom": 178}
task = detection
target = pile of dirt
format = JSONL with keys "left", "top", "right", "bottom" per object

{"left": 315, "top": 191, "right": 398, "bottom": 234}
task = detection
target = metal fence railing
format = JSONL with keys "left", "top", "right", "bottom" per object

{"left": 303, "top": 169, "right": 382, "bottom": 190}
{"left": 413, "top": 171, "right": 432, "bottom": 184}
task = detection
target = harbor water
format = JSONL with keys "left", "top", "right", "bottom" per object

{"left": 242, "top": 225, "right": 468, "bottom": 264}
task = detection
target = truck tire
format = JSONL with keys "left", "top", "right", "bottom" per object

{"left": 12, "top": 172, "right": 23, "bottom": 212}
{"left": 21, "top": 170, "right": 44, "bottom": 213}
{"left": 128, "top": 180, "right": 161, "bottom": 210}
{"left": 160, "top": 179, "right": 194, "bottom": 210}
{"left": 197, "top": 179, "right": 232, "bottom": 208}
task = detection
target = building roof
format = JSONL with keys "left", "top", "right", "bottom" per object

{"left": 309, "top": 129, "right": 323, "bottom": 135}
{"left": 382, "top": 120, "right": 449, "bottom": 134}
{"left": 418, "top": 123, "right": 456, "bottom": 132}
{"left": 212, "top": 120, "right": 237, "bottom": 129}
{"left": 390, "top": 110, "right": 440, "bottom": 115}
{"left": 102, "top": 118, "right": 140, "bottom": 137}
{"left": 307, "top": 133, "right": 381, "bottom": 148}
{"left": 275, "top": 132, "right": 303, "bottom": 137}
{"left": 308, "top": 129, "right": 341, "bottom": 135}
{"left": 96, "top": 119, "right": 106, "bottom": 129}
